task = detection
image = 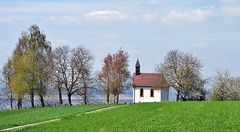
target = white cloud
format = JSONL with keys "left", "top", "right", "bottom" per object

{"left": 0, "top": 6, "right": 216, "bottom": 25}
{"left": 84, "top": 10, "right": 135, "bottom": 21}
{"left": 222, "top": 6, "right": 240, "bottom": 16}
{"left": 0, "top": 10, "right": 137, "bottom": 24}
{"left": 161, "top": 9, "right": 213, "bottom": 24}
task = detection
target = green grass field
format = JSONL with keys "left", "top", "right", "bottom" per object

{"left": 0, "top": 104, "right": 110, "bottom": 130}
{"left": 1, "top": 102, "right": 240, "bottom": 131}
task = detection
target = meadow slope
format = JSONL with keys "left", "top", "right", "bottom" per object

{"left": 0, "top": 105, "right": 110, "bottom": 130}
{"left": 20, "top": 102, "right": 240, "bottom": 132}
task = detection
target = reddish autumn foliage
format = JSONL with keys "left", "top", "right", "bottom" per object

{"left": 99, "top": 49, "right": 131, "bottom": 104}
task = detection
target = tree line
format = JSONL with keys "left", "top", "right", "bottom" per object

{"left": 1, "top": 25, "right": 239, "bottom": 110}
{"left": 0, "top": 25, "right": 131, "bottom": 109}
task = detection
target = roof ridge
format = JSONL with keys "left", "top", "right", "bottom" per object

{"left": 139, "top": 73, "right": 161, "bottom": 74}
{"left": 132, "top": 73, "right": 168, "bottom": 87}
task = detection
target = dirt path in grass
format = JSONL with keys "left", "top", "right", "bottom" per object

{"left": 76, "top": 105, "right": 125, "bottom": 116}
{"left": 0, "top": 119, "right": 61, "bottom": 132}
{"left": 0, "top": 105, "right": 125, "bottom": 132}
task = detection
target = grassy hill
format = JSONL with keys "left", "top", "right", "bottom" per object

{"left": 1, "top": 102, "right": 240, "bottom": 131}
{"left": 0, "top": 105, "right": 110, "bottom": 130}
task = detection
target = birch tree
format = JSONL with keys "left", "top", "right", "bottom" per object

{"left": 2, "top": 25, "right": 52, "bottom": 108}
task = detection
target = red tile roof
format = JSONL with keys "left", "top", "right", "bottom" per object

{"left": 132, "top": 73, "right": 168, "bottom": 88}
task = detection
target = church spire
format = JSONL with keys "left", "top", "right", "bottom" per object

{"left": 135, "top": 59, "right": 141, "bottom": 75}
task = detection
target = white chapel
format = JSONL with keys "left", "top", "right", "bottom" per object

{"left": 132, "top": 59, "right": 170, "bottom": 103}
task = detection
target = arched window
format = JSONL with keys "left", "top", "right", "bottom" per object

{"left": 140, "top": 89, "right": 144, "bottom": 97}
{"left": 150, "top": 89, "right": 154, "bottom": 97}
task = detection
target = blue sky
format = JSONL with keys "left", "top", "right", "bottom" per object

{"left": 0, "top": 0, "right": 240, "bottom": 79}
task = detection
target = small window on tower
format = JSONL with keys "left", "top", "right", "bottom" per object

{"left": 150, "top": 89, "right": 154, "bottom": 97}
{"left": 140, "top": 89, "right": 144, "bottom": 97}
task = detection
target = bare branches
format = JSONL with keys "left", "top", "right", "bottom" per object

{"left": 52, "top": 45, "right": 94, "bottom": 106}
{"left": 157, "top": 50, "right": 207, "bottom": 101}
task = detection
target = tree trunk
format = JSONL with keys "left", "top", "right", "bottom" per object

{"left": 84, "top": 88, "right": 87, "bottom": 105}
{"left": 17, "top": 98, "right": 22, "bottom": 109}
{"left": 10, "top": 91, "right": 13, "bottom": 110}
{"left": 106, "top": 77, "right": 110, "bottom": 104}
{"left": 83, "top": 81, "right": 88, "bottom": 105}
{"left": 40, "top": 94, "right": 45, "bottom": 107}
{"left": 58, "top": 87, "right": 63, "bottom": 105}
{"left": 84, "top": 93, "right": 87, "bottom": 105}
{"left": 221, "top": 96, "right": 224, "bottom": 101}
{"left": 39, "top": 81, "right": 45, "bottom": 107}
{"left": 113, "top": 94, "right": 117, "bottom": 104}
{"left": 176, "top": 90, "right": 180, "bottom": 101}
{"left": 68, "top": 93, "right": 72, "bottom": 106}
{"left": 116, "top": 94, "right": 119, "bottom": 104}
{"left": 106, "top": 92, "right": 110, "bottom": 104}
{"left": 30, "top": 90, "right": 35, "bottom": 108}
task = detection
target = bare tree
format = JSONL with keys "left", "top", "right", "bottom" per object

{"left": 157, "top": 50, "right": 207, "bottom": 101}
{"left": 180, "top": 53, "right": 207, "bottom": 101}
{"left": 77, "top": 74, "right": 97, "bottom": 105}
{"left": 72, "top": 47, "right": 94, "bottom": 105}
{"left": 53, "top": 45, "right": 94, "bottom": 106}
{"left": 52, "top": 46, "right": 69, "bottom": 105}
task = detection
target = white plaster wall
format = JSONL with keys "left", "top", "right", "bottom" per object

{"left": 133, "top": 87, "right": 170, "bottom": 103}
{"left": 134, "top": 87, "right": 161, "bottom": 103}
